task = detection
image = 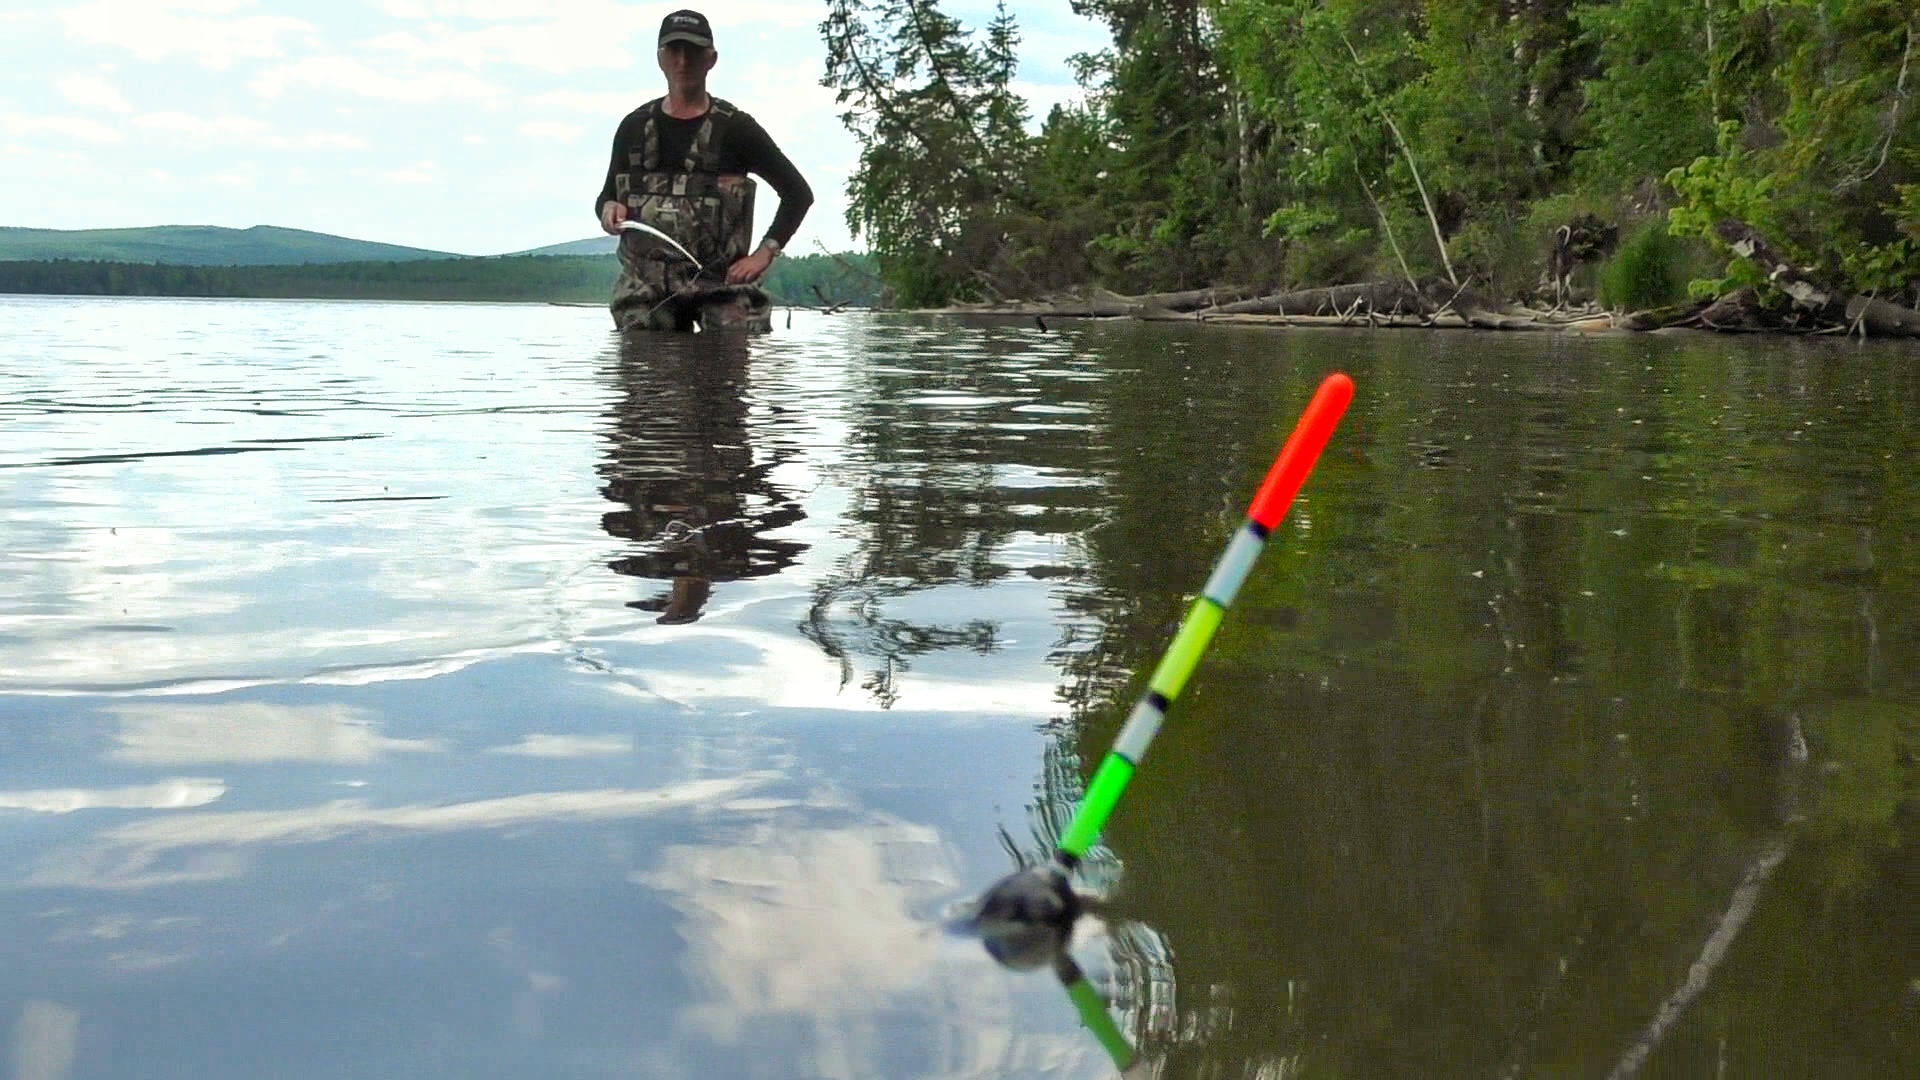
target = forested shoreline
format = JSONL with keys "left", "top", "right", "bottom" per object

{"left": 823, "top": 0, "right": 1920, "bottom": 335}
{"left": 0, "top": 253, "right": 882, "bottom": 309}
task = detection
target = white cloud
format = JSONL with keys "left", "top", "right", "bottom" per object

{"left": 58, "top": 1, "right": 313, "bottom": 68}
{"left": 109, "top": 702, "right": 436, "bottom": 765}
{"left": 517, "top": 119, "right": 582, "bottom": 142}
{"left": 382, "top": 162, "right": 437, "bottom": 184}
{"left": 0, "top": 778, "right": 224, "bottom": 813}
{"left": 377, "top": 0, "right": 819, "bottom": 30}
{"left": 366, "top": 22, "right": 635, "bottom": 75}
{"left": 302, "top": 132, "right": 370, "bottom": 149}
{"left": 125, "top": 111, "right": 368, "bottom": 149}
{"left": 57, "top": 73, "right": 133, "bottom": 113}
{"left": 252, "top": 56, "right": 502, "bottom": 101}
{"left": 0, "top": 113, "right": 123, "bottom": 143}
{"left": 134, "top": 111, "right": 269, "bottom": 137}
{"left": 529, "top": 89, "right": 640, "bottom": 116}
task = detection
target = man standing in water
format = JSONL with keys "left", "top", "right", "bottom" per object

{"left": 596, "top": 10, "right": 813, "bottom": 332}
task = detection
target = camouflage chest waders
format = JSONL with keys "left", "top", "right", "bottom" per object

{"left": 611, "top": 97, "right": 772, "bottom": 333}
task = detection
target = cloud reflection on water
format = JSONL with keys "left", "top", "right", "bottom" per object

{"left": 485, "top": 733, "right": 631, "bottom": 758}
{"left": 108, "top": 701, "right": 435, "bottom": 764}
{"left": 9, "top": 1001, "right": 79, "bottom": 1080}
{"left": 31, "top": 776, "right": 773, "bottom": 890}
{"left": 639, "top": 812, "right": 1113, "bottom": 1079}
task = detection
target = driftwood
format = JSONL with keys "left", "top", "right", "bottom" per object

{"left": 1616, "top": 302, "right": 1707, "bottom": 331}
{"left": 913, "top": 226, "right": 1920, "bottom": 338}
{"left": 933, "top": 285, "right": 1257, "bottom": 318}
{"left": 1208, "top": 281, "right": 1426, "bottom": 317}
{"left": 810, "top": 284, "right": 850, "bottom": 314}
{"left": 1716, "top": 219, "right": 1920, "bottom": 337}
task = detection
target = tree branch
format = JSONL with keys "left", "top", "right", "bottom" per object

{"left": 1341, "top": 32, "right": 1458, "bottom": 285}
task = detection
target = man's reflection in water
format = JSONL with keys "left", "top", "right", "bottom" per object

{"left": 599, "top": 332, "right": 805, "bottom": 623}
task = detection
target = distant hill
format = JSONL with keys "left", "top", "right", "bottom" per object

{"left": 511, "top": 236, "right": 618, "bottom": 257}
{"left": 0, "top": 225, "right": 459, "bottom": 266}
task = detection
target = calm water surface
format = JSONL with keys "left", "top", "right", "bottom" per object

{"left": 1, "top": 296, "right": 1914, "bottom": 1078}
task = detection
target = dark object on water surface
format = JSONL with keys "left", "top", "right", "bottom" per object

{"left": 969, "top": 862, "right": 1080, "bottom": 971}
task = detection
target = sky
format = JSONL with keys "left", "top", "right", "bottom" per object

{"left": 0, "top": 1, "right": 1108, "bottom": 256}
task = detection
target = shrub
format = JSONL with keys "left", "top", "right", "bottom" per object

{"left": 1600, "top": 220, "right": 1691, "bottom": 311}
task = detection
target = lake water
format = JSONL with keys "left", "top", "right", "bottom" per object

{"left": 1, "top": 295, "right": 1913, "bottom": 1078}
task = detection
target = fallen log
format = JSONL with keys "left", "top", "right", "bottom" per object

{"left": 1208, "top": 281, "right": 1428, "bottom": 317}
{"left": 1846, "top": 295, "right": 1920, "bottom": 336}
{"left": 1616, "top": 302, "right": 1706, "bottom": 331}
{"left": 930, "top": 284, "right": 1261, "bottom": 319}
{"left": 1698, "top": 287, "right": 1773, "bottom": 332}
{"left": 1123, "top": 285, "right": 1260, "bottom": 312}
{"left": 1715, "top": 219, "right": 1920, "bottom": 336}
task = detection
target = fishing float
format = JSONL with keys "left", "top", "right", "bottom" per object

{"left": 967, "top": 371, "right": 1355, "bottom": 970}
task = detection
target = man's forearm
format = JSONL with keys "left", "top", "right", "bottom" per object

{"left": 763, "top": 186, "right": 813, "bottom": 250}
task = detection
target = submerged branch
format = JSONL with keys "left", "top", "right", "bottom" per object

{"left": 1606, "top": 841, "right": 1791, "bottom": 1080}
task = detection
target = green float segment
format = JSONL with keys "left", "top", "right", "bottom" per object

{"left": 1064, "top": 967, "right": 1139, "bottom": 1069}
{"left": 1052, "top": 372, "right": 1354, "bottom": 865}
{"left": 1058, "top": 753, "right": 1133, "bottom": 858}
{"left": 1147, "top": 595, "right": 1226, "bottom": 701}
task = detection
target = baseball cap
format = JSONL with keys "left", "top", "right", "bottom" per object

{"left": 658, "top": 9, "right": 713, "bottom": 48}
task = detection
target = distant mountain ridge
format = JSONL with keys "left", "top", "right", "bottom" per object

{"left": 0, "top": 225, "right": 461, "bottom": 266}
{"left": 1, "top": 225, "right": 880, "bottom": 307}
{"left": 510, "top": 236, "right": 618, "bottom": 257}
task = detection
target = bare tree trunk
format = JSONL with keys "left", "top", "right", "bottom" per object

{"left": 1342, "top": 33, "right": 1458, "bottom": 286}
{"left": 1355, "top": 162, "right": 1420, "bottom": 292}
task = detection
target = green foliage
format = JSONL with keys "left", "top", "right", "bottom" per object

{"left": 1662, "top": 6, "right": 1920, "bottom": 297}
{"left": 762, "top": 252, "right": 883, "bottom": 308}
{"left": 1599, "top": 220, "right": 1691, "bottom": 311}
{"left": 823, "top": 0, "right": 1920, "bottom": 307}
{"left": 822, "top": 0, "right": 1038, "bottom": 306}
{"left": 1281, "top": 225, "right": 1374, "bottom": 288}
{"left": 1262, "top": 204, "right": 1340, "bottom": 241}
{"left": 1666, "top": 124, "right": 1783, "bottom": 244}
{"left": 1571, "top": 0, "right": 1717, "bottom": 191}
{"left": 1447, "top": 209, "right": 1526, "bottom": 296}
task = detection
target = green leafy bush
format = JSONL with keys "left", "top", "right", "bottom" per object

{"left": 1599, "top": 220, "right": 1691, "bottom": 311}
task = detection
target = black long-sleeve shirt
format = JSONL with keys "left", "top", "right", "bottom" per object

{"left": 594, "top": 99, "right": 813, "bottom": 249}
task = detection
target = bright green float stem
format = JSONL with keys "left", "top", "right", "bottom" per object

{"left": 1054, "top": 373, "right": 1353, "bottom": 864}
{"left": 1062, "top": 963, "right": 1138, "bottom": 1070}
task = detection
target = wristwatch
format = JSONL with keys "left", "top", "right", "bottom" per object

{"left": 757, "top": 238, "right": 781, "bottom": 258}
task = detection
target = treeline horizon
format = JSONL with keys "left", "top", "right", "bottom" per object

{"left": 824, "top": 0, "right": 1919, "bottom": 310}
{"left": 0, "top": 252, "right": 883, "bottom": 309}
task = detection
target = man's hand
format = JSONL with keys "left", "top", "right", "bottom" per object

{"left": 599, "top": 201, "right": 628, "bottom": 236}
{"left": 726, "top": 246, "right": 775, "bottom": 284}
